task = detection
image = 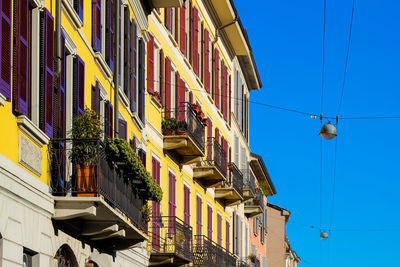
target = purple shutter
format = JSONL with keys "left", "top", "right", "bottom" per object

{"left": 91, "top": 80, "right": 100, "bottom": 114}
{"left": 123, "top": 6, "right": 130, "bottom": 98}
{"left": 58, "top": 33, "right": 66, "bottom": 138}
{"left": 13, "top": 0, "right": 29, "bottom": 115}
{"left": 105, "top": 0, "right": 114, "bottom": 70}
{"left": 0, "top": 0, "right": 12, "bottom": 99}
{"left": 184, "top": 185, "right": 190, "bottom": 225}
{"left": 40, "top": 9, "right": 54, "bottom": 138}
{"left": 207, "top": 205, "right": 212, "bottom": 239}
{"left": 130, "top": 20, "right": 137, "bottom": 112}
{"left": 226, "top": 221, "right": 230, "bottom": 252}
{"left": 73, "top": 55, "right": 85, "bottom": 116}
{"left": 92, "top": 0, "right": 101, "bottom": 52}
{"left": 74, "top": 0, "right": 83, "bottom": 22}
{"left": 196, "top": 196, "right": 202, "bottom": 235}
{"left": 168, "top": 172, "right": 176, "bottom": 217}
{"left": 152, "top": 157, "right": 161, "bottom": 250}
{"left": 147, "top": 34, "right": 154, "bottom": 94}
{"left": 118, "top": 119, "right": 127, "bottom": 140}
{"left": 105, "top": 101, "right": 113, "bottom": 138}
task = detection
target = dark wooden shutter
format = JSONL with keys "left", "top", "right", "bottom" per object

{"left": 0, "top": 0, "right": 12, "bottom": 99}
{"left": 193, "top": 7, "right": 199, "bottom": 75}
{"left": 39, "top": 9, "right": 54, "bottom": 138}
{"left": 57, "top": 32, "right": 66, "bottom": 139}
{"left": 222, "top": 63, "right": 228, "bottom": 121}
{"left": 105, "top": 100, "right": 113, "bottom": 138}
{"left": 74, "top": 0, "right": 84, "bottom": 22}
{"left": 165, "top": 57, "right": 171, "bottom": 117}
{"left": 207, "top": 118, "right": 212, "bottom": 161}
{"left": 130, "top": 20, "right": 137, "bottom": 112}
{"left": 207, "top": 205, "right": 212, "bottom": 239}
{"left": 217, "top": 213, "right": 222, "bottom": 246}
{"left": 179, "top": 2, "right": 186, "bottom": 54}
{"left": 226, "top": 221, "right": 230, "bottom": 252}
{"left": 228, "top": 74, "right": 231, "bottom": 125}
{"left": 123, "top": 6, "right": 130, "bottom": 98}
{"left": 105, "top": 0, "right": 114, "bottom": 70}
{"left": 13, "top": 0, "right": 29, "bottom": 115}
{"left": 92, "top": 0, "right": 101, "bottom": 52}
{"left": 118, "top": 118, "right": 127, "bottom": 140}
{"left": 91, "top": 80, "right": 100, "bottom": 114}
{"left": 214, "top": 48, "right": 220, "bottom": 108}
{"left": 147, "top": 34, "right": 154, "bottom": 94}
{"left": 215, "top": 127, "right": 220, "bottom": 144}
{"left": 204, "top": 29, "right": 210, "bottom": 93}
{"left": 183, "top": 185, "right": 190, "bottom": 225}
{"left": 73, "top": 55, "right": 85, "bottom": 116}
{"left": 138, "top": 38, "right": 145, "bottom": 123}
{"left": 159, "top": 49, "right": 165, "bottom": 107}
{"left": 196, "top": 196, "right": 202, "bottom": 235}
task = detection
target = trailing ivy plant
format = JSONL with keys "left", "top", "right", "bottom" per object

{"left": 257, "top": 180, "right": 270, "bottom": 196}
{"left": 105, "top": 138, "right": 163, "bottom": 202}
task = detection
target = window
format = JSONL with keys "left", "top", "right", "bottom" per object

{"left": 207, "top": 205, "right": 213, "bottom": 239}
{"left": 92, "top": 0, "right": 101, "bottom": 52}
{"left": 196, "top": 195, "right": 202, "bottom": 235}
{"left": 0, "top": 0, "right": 12, "bottom": 100}
{"left": 217, "top": 213, "right": 222, "bottom": 246}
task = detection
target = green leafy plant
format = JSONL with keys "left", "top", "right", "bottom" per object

{"left": 104, "top": 138, "right": 163, "bottom": 202}
{"left": 141, "top": 203, "right": 152, "bottom": 224}
{"left": 162, "top": 117, "right": 178, "bottom": 135}
{"left": 258, "top": 180, "right": 270, "bottom": 196}
{"left": 70, "top": 108, "right": 103, "bottom": 165}
{"left": 248, "top": 254, "right": 257, "bottom": 261}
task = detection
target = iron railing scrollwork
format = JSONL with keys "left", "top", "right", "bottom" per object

{"left": 228, "top": 163, "right": 244, "bottom": 198}
{"left": 148, "top": 216, "right": 193, "bottom": 262}
{"left": 203, "top": 137, "right": 227, "bottom": 177}
{"left": 193, "top": 235, "right": 236, "bottom": 267}
{"left": 49, "top": 139, "right": 147, "bottom": 233}
{"left": 242, "top": 169, "right": 255, "bottom": 196}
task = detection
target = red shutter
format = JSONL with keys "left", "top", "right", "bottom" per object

{"left": 189, "top": 3, "right": 193, "bottom": 64}
{"left": 180, "top": 2, "right": 186, "bottom": 54}
{"left": 207, "top": 118, "right": 212, "bottom": 161}
{"left": 228, "top": 74, "right": 231, "bottom": 125}
{"left": 130, "top": 20, "right": 136, "bottom": 112}
{"left": 200, "top": 22, "right": 204, "bottom": 82}
{"left": 193, "top": 7, "right": 199, "bottom": 75}
{"left": 226, "top": 221, "right": 230, "bottom": 252}
{"left": 207, "top": 205, "right": 212, "bottom": 239}
{"left": 165, "top": 8, "right": 171, "bottom": 32}
{"left": 204, "top": 29, "right": 210, "bottom": 93}
{"left": 215, "top": 128, "right": 220, "bottom": 144}
{"left": 165, "top": 57, "right": 172, "bottom": 117}
{"left": 174, "top": 8, "right": 179, "bottom": 41}
{"left": 175, "top": 72, "right": 181, "bottom": 119}
{"left": 196, "top": 196, "right": 202, "bottom": 235}
{"left": 176, "top": 74, "right": 186, "bottom": 121}
{"left": 159, "top": 49, "right": 165, "bottom": 107}
{"left": 14, "top": 0, "right": 29, "bottom": 116}
{"left": 118, "top": 119, "right": 127, "bottom": 140}
{"left": 214, "top": 48, "right": 220, "bottom": 108}
{"left": 152, "top": 157, "right": 161, "bottom": 250}
{"left": 92, "top": 0, "right": 101, "bottom": 52}
{"left": 189, "top": 91, "right": 193, "bottom": 104}
{"left": 40, "top": 9, "right": 54, "bottom": 138}
{"left": 168, "top": 172, "right": 176, "bottom": 217}
{"left": 217, "top": 214, "right": 222, "bottom": 246}
{"left": 147, "top": 34, "right": 154, "bottom": 94}
{"left": 0, "top": 0, "right": 12, "bottom": 99}
{"left": 222, "top": 63, "right": 228, "bottom": 121}
{"left": 184, "top": 185, "right": 190, "bottom": 225}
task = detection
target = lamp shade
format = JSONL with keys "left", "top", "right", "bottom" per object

{"left": 319, "top": 123, "right": 337, "bottom": 140}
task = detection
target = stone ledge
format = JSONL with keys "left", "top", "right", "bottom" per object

{"left": 17, "top": 115, "right": 50, "bottom": 148}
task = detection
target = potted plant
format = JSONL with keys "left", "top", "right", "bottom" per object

{"left": 201, "top": 117, "right": 208, "bottom": 126}
{"left": 176, "top": 120, "right": 188, "bottom": 135}
{"left": 141, "top": 203, "right": 152, "bottom": 226}
{"left": 190, "top": 103, "right": 200, "bottom": 113}
{"left": 197, "top": 111, "right": 205, "bottom": 119}
{"left": 162, "top": 117, "right": 178, "bottom": 135}
{"left": 70, "top": 108, "right": 103, "bottom": 196}
{"left": 248, "top": 254, "right": 257, "bottom": 262}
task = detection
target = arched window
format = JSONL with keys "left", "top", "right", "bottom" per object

{"left": 54, "top": 244, "right": 78, "bottom": 267}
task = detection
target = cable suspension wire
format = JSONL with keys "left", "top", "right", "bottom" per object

{"left": 321, "top": 0, "right": 327, "bottom": 115}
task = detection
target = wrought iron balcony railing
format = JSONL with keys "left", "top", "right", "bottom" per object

{"left": 238, "top": 259, "right": 250, "bottom": 267}
{"left": 252, "top": 189, "right": 264, "bottom": 206}
{"left": 164, "top": 102, "right": 205, "bottom": 154}
{"left": 193, "top": 235, "right": 236, "bottom": 267}
{"left": 253, "top": 257, "right": 260, "bottom": 267}
{"left": 49, "top": 139, "right": 147, "bottom": 233}
{"left": 228, "top": 163, "right": 244, "bottom": 199}
{"left": 204, "top": 137, "right": 227, "bottom": 177}
{"left": 148, "top": 216, "right": 193, "bottom": 264}
{"left": 242, "top": 169, "right": 256, "bottom": 200}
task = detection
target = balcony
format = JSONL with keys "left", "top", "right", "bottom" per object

{"left": 147, "top": 216, "right": 193, "bottom": 266}
{"left": 49, "top": 139, "right": 147, "bottom": 253}
{"left": 215, "top": 163, "right": 244, "bottom": 207}
{"left": 242, "top": 169, "right": 256, "bottom": 201}
{"left": 193, "top": 137, "right": 227, "bottom": 188}
{"left": 193, "top": 235, "right": 236, "bottom": 267}
{"left": 239, "top": 259, "right": 250, "bottom": 267}
{"left": 163, "top": 103, "right": 205, "bottom": 165}
{"left": 244, "top": 189, "right": 264, "bottom": 218}
{"left": 252, "top": 258, "right": 260, "bottom": 267}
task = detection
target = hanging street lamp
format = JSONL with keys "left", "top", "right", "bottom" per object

{"left": 319, "top": 122, "right": 337, "bottom": 140}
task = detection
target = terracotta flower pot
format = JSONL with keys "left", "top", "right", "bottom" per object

{"left": 76, "top": 164, "right": 98, "bottom": 197}
{"left": 176, "top": 130, "right": 188, "bottom": 135}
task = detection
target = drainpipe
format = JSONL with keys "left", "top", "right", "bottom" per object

{"left": 54, "top": 0, "right": 61, "bottom": 82}
{"left": 113, "top": 0, "right": 120, "bottom": 138}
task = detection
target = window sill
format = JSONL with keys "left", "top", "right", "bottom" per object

{"left": 17, "top": 115, "right": 50, "bottom": 148}
{"left": 119, "top": 87, "right": 130, "bottom": 110}
{"left": 150, "top": 95, "right": 163, "bottom": 111}
{"left": 183, "top": 56, "right": 191, "bottom": 70}
{"left": 195, "top": 76, "right": 203, "bottom": 88}
{"left": 94, "top": 52, "right": 113, "bottom": 79}
{"left": 207, "top": 94, "right": 214, "bottom": 104}
{"left": 132, "top": 113, "right": 144, "bottom": 131}
{"left": 153, "top": 9, "right": 163, "bottom": 24}
{"left": 62, "top": 0, "right": 83, "bottom": 29}
{"left": 0, "top": 93, "right": 6, "bottom": 106}
{"left": 168, "top": 32, "right": 179, "bottom": 48}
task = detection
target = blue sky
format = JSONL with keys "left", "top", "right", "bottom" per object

{"left": 234, "top": 0, "right": 400, "bottom": 266}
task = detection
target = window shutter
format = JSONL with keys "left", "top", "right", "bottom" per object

{"left": 213, "top": 48, "right": 220, "bottom": 108}
{"left": 228, "top": 74, "right": 231, "bottom": 125}
{"left": 139, "top": 148, "right": 146, "bottom": 166}
{"left": 73, "top": 55, "right": 85, "bottom": 116}
{"left": 94, "top": 81, "right": 101, "bottom": 114}
{"left": 184, "top": 185, "right": 190, "bottom": 225}
{"left": 138, "top": 39, "right": 145, "bottom": 123}
{"left": 179, "top": 2, "right": 186, "bottom": 54}
{"left": 226, "top": 221, "right": 230, "bottom": 252}
{"left": 222, "top": 63, "right": 228, "bottom": 121}
{"left": 206, "top": 118, "right": 212, "bottom": 161}
{"left": 129, "top": 20, "right": 136, "bottom": 112}
{"left": 165, "top": 57, "right": 171, "bottom": 117}
{"left": 189, "top": 3, "right": 193, "bottom": 64}
{"left": 215, "top": 128, "right": 220, "bottom": 144}
{"left": 159, "top": 49, "right": 165, "bottom": 107}
{"left": 217, "top": 214, "right": 222, "bottom": 246}
{"left": 39, "top": 9, "right": 54, "bottom": 138}
{"left": 165, "top": 8, "right": 171, "bottom": 32}
{"left": 118, "top": 118, "right": 127, "bottom": 140}
{"left": 175, "top": 72, "right": 180, "bottom": 119}
{"left": 204, "top": 29, "right": 210, "bottom": 93}
{"left": 207, "top": 205, "right": 212, "bottom": 239}
{"left": 189, "top": 91, "right": 193, "bottom": 104}
{"left": 105, "top": 0, "right": 114, "bottom": 70}
{"left": 0, "top": 0, "right": 12, "bottom": 99}
{"left": 92, "top": 0, "right": 101, "bottom": 52}
{"left": 57, "top": 33, "right": 66, "bottom": 139}
{"left": 129, "top": 137, "right": 136, "bottom": 152}
{"left": 13, "top": 0, "right": 29, "bottom": 116}
{"left": 196, "top": 196, "right": 202, "bottom": 235}
{"left": 168, "top": 172, "right": 176, "bottom": 217}
{"left": 74, "top": 0, "right": 84, "bottom": 22}
{"left": 123, "top": 6, "right": 130, "bottom": 98}
{"left": 105, "top": 100, "right": 113, "bottom": 138}
{"left": 147, "top": 34, "right": 154, "bottom": 94}
{"left": 193, "top": 7, "right": 199, "bottom": 75}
